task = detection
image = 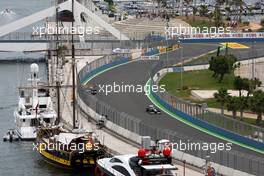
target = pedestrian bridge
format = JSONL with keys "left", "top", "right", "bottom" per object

{"left": 0, "top": 0, "right": 129, "bottom": 52}
{"left": 1, "top": 0, "right": 264, "bottom": 52}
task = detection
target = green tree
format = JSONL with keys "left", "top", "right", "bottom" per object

{"left": 214, "top": 88, "right": 229, "bottom": 115}
{"left": 192, "top": 6, "right": 198, "bottom": 21}
{"left": 184, "top": 0, "right": 192, "bottom": 19}
{"left": 214, "top": 0, "right": 226, "bottom": 27}
{"left": 104, "top": 0, "right": 113, "bottom": 5}
{"left": 231, "top": 0, "right": 244, "bottom": 22}
{"left": 249, "top": 90, "right": 264, "bottom": 124}
{"left": 234, "top": 76, "right": 246, "bottom": 97}
{"left": 233, "top": 77, "right": 261, "bottom": 119}
{"left": 226, "top": 96, "right": 240, "bottom": 119}
{"left": 199, "top": 5, "right": 209, "bottom": 17}
{"left": 233, "top": 76, "right": 248, "bottom": 119}
{"left": 214, "top": 6, "right": 222, "bottom": 27}
{"left": 237, "top": 96, "right": 248, "bottom": 120}
{"left": 225, "top": 6, "right": 231, "bottom": 20}
{"left": 156, "top": 0, "right": 167, "bottom": 8}
{"left": 245, "top": 78, "right": 262, "bottom": 98}
{"left": 261, "top": 18, "right": 264, "bottom": 27}
{"left": 209, "top": 55, "right": 237, "bottom": 82}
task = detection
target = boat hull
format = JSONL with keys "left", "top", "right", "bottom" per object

{"left": 15, "top": 128, "right": 36, "bottom": 141}
{"left": 37, "top": 142, "right": 100, "bottom": 169}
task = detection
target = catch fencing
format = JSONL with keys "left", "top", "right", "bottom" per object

{"left": 150, "top": 58, "right": 264, "bottom": 145}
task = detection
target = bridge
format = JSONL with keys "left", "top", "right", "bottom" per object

{"left": 0, "top": 0, "right": 129, "bottom": 52}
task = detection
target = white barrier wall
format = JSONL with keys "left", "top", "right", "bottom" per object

{"left": 78, "top": 94, "right": 142, "bottom": 144}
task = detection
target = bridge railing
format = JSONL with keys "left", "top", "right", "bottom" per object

{"left": 0, "top": 31, "right": 163, "bottom": 41}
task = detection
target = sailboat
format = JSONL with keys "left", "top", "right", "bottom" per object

{"left": 36, "top": 126, "right": 106, "bottom": 168}
{"left": 36, "top": 0, "right": 107, "bottom": 168}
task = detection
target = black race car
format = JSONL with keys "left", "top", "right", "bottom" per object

{"left": 86, "top": 84, "right": 97, "bottom": 95}
{"left": 90, "top": 87, "right": 97, "bottom": 95}
{"left": 146, "top": 105, "right": 161, "bottom": 114}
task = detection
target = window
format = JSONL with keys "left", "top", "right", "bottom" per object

{"left": 25, "top": 96, "right": 30, "bottom": 103}
{"left": 110, "top": 158, "right": 123, "bottom": 163}
{"left": 112, "top": 165, "right": 130, "bottom": 176}
{"left": 30, "top": 119, "right": 40, "bottom": 126}
{"left": 43, "top": 118, "right": 50, "bottom": 123}
{"left": 39, "top": 104, "right": 47, "bottom": 109}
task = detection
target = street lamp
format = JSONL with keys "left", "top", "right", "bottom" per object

{"left": 166, "top": 20, "right": 169, "bottom": 73}
{"left": 179, "top": 40, "right": 183, "bottom": 90}
{"left": 251, "top": 41, "right": 256, "bottom": 79}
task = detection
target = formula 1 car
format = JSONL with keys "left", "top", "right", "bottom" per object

{"left": 86, "top": 84, "right": 97, "bottom": 95}
{"left": 146, "top": 105, "right": 161, "bottom": 114}
{"left": 90, "top": 87, "right": 97, "bottom": 95}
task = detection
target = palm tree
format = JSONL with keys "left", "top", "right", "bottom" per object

{"left": 199, "top": 5, "right": 209, "bottom": 17}
{"left": 249, "top": 90, "right": 264, "bottom": 124}
{"left": 234, "top": 76, "right": 245, "bottom": 97}
{"left": 231, "top": 0, "right": 244, "bottom": 22}
{"left": 238, "top": 96, "right": 248, "bottom": 120}
{"left": 226, "top": 96, "right": 240, "bottom": 119}
{"left": 233, "top": 76, "right": 248, "bottom": 119}
{"left": 155, "top": 0, "right": 166, "bottom": 8}
{"left": 192, "top": 6, "right": 198, "bottom": 21}
{"left": 245, "top": 78, "right": 262, "bottom": 98}
{"left": 184, "top": 0, "right": 192, "bottom": 19}
{"left": 214, "top": 88, "right": 229, "bottom": 115}
{"left": 214, "top": 0, "right": 226, "bottom": 27}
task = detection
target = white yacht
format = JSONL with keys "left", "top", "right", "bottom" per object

{"left": 96, "top": 140, "right": 177, "bottom": 176}
{"left": 14, "top": 63, "right": 57, "bottom": 140}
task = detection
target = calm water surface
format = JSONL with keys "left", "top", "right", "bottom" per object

{"left": 0, "top": 63, "right": 94, "bottom": 176}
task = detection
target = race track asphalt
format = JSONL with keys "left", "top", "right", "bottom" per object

{"left": 88, "top": 43, "right": 264, "bottom": 158}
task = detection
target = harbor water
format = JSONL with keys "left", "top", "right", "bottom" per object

{"left": 0, "top": 64, "right": 95, "bottom": 176}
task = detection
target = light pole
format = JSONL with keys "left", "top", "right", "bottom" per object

{"left": 71, "top": 0, "right": 76, "bottom": 129}
{"left": 251, "top": 41, "right": 256, "bottom": 79}
{"left": 166, "top": 20, "right": 169, "bottom": 73}
{"left": 180, "top": 40, "right": 183, "bottom": 90}
{"left": 183, "top": 160, "right": 186, "bottom": 176}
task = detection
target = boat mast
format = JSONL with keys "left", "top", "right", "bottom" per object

{"left": 71, "top": 0, "right": 76, "bottom": 129}
{"left": 56, "top": 0, "right": 61, "bottom": 125}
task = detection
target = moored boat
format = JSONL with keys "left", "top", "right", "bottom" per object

{"left": 36, "top": 126, "right": 107, "bottom": 168}
{"left": 14, "top": 63, "right": 57, "bottom": 140}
